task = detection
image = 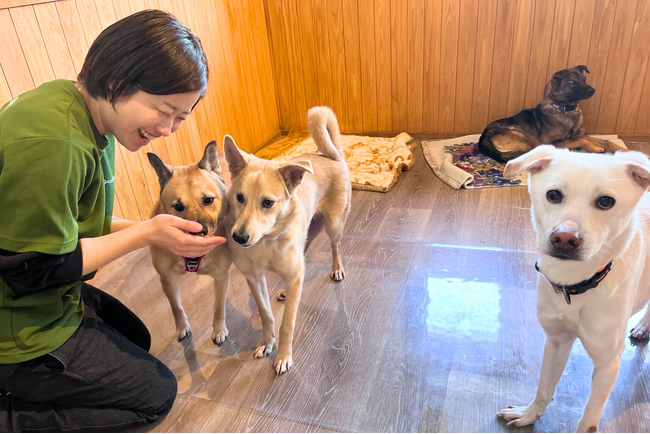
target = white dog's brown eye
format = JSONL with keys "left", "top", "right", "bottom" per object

{"left": 203, "top": 197, "right": 214, "bottom": 206}
{"left": 262, "top": 198, "right": 274, "bottom": 208}
{"left": 236, "top": 193, "right": 244, "bottom": 203}
{"left": 546, "top": 190, "right": 563, "bottom": 203}
{"left": 596, "top": 196, "right": 615, "bottom": 210}
{"left": 172, "top": 203, "right": 185, "bottom": 212}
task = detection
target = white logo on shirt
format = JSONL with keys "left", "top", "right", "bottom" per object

{"left": 104, "top": 176, "right": 115, "bottom": 185}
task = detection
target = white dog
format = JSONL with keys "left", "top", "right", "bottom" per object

{"left": 497, "top": 145, "right": 650, "bottom": 432}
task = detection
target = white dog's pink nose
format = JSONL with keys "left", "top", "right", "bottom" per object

{"left": 550, "top": 228, "right": 581, "bottom": 252}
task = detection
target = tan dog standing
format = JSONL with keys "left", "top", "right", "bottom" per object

{"left": 224, "top": 106, "right": 351, "bottom": 374}
{"left": 148, "top": 142, "right": 232, "bottom": 345}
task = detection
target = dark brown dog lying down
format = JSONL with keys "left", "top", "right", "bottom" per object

{"left": 478, "top": 65, "right": 627, "bottom": 163}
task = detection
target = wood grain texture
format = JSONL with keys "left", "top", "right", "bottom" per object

{"left": 264, "top": 0, "right": 650, "bottom": 134}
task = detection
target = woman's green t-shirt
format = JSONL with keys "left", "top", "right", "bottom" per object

{"left": 0, "top": 79, "right": 115, "bottom": 363}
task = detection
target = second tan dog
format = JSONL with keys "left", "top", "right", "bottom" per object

{"left": 148, "top": 142, "right": 232, "bottom": 345}
{"left": 224, "top": 106, "right": 351, "bottom": 374}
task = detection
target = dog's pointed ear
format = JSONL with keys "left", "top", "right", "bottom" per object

{"left": 620, "top": 151, "right": 650, "bottom": 189}
{"left": 147, "top": 152, "right": 173, "bottom": 191}
{"left": 223, "top": 135, "right": 249, "bottom": 177}
{"left": 278, "top": 159, "right": 314, "bottom": 196}
{"left": 503, "top": 146, "right": 558, "bottom": 178}
{"left": 198, "top": 141, "right": 222, "bottom": 177}
{"left": 575, "top": 65, "right": 590, "bottom": 75}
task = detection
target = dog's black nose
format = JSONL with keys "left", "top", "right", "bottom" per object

{"left": 550, "top": 230, "right": 581, "bottom": 252}
{"left": 232, "top": 232, "right": 249, "bottom": 245}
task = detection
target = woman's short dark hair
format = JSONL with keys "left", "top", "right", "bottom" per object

{"left": 78, "top": 10, "right": 208, "bottom": 104}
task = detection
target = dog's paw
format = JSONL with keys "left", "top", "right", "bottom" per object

{"left": 330, "top": 267, "right": 345, "bottom": 282}
{"left": 176, "top": 322, "right": 192, "bottom": 341}
{"left": 254, "top": 339, "right": 275, "bottom": 358}
{"left": 276, "top": 289, "right": 286, "bottom": 301}
{"left": 630, "top": 321, "right": 650, "bottom": 340}
{"left": 211, "top": 326, "right": 229, "bottom": 346}
{"left": 496, "top": 404, "right": 543, "bottom": 427}
{"left": 577, "top": 420, "right": 599, "bottom": 433}
{"left": 274, "top": 352, "right": 293, "bottom": 375}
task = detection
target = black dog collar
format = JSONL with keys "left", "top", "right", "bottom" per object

{"left": 534, "top": 260, "right": 614, "bottom": 305}
{"left": 551, "top": 103, "right": 578, "bottom": 112}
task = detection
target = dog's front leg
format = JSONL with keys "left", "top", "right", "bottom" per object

{"left": 498, "top": 333, "right": 575, "bottom": 426}
{"left": 577, "top": 346, "right": 623, "bottom": 433}
{"left": 211, "top": 269, "right": 230, "bottom": 346}
{"left": 159, "top": 276, "right": 191, "bottom": 340}
{"left": 245, "top": 274, "right": 276, "bottom": 358}
{"left": 275, "top": 262, "right": 305, "bottom": 375}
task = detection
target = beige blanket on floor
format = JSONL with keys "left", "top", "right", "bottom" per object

{"left": 255, "top": 128, "right": 416, "bottom": 192}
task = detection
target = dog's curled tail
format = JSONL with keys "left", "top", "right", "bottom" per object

{"left": 307, "top": 106, "right": 345, "bottom": 164}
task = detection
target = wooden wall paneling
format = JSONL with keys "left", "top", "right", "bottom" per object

{"left": 615, "top": 0, "right": 650, "bottom": 133}
{"left": 423, "top": 0, "right": 442, "bottom": 132}
{"left": 580, "top": 0, "right": 617, "bottom": 132}
{"left": 342, "top": 0, "right": 363, "bottom": 132}
{"left": 75, "top": 0, "right": 104, "bottom": 43}
{"left": 523, "top": 0, "right": 556, "bottom": 108}
{"left": 0, "top": 0, "right": 53, "bottom": 9}
{"left": 227, "top": 0, "right": 265, "bottom": 144}
{"left": 33, "top": 2, "right": 77, "bottom": 79}
{"left": 407, "top": 0, "right": 424, "bottom": 132}
{"left": 310, "top": 0, "right": 334, "bottom": 118}
{"left": 280, "top": 0, "right": 306, "bottom": 129}
{"left": 250, "top": 0, "right": 279, "bottom": 145}
{"left": 454, "top": 0, "right": 478, "bottom": 132}
{"left": 213, "top": 0, "right": 256, "bottom": 150}
{"left": 358, "top": 0, "right": 377, "bottom": 132}
{"left": 439, "top": 0, "right": 459, "bottom": 132}
{"left": 0, "top": 68, "right": 12, "bottom": 105}
{"left": 505, "top": 0, "right": 534, "bottom": 117}
{"left": 0, "top": 9, "right": 35, "bottom": 96}
{"left": 112, "top": 140, "right": 141, "bottom": 221}
{"left": 11, "top": 5, "right": 56, "bottom": 87}
{"left": 295, "top": 0, "right": 319, "bottom": 126}
{"left": 390, "top": 0, "right": 407, "bottom": 131}
{"left": 486, "top": 0, "right": 517, "bottom": 124}
{"left": 566, "top": 0, "right": 596, "bottom": 67}
{"left": 635, "top": 54, "right": 650, "bottom": 134}
{"left": 546, "top": 0, "right": 575, "bottom": 77}
{"left": 55, "top": 0, "right": 89, "bottom": 73}
{"left": 327, "top": 0, "right": 349, "bottom": 131}
{"left": 265, "top": 0, "right": 294, "bottom": 130}
{"left": 375, "top": 0, "right": 391, "bottom": 131}
{"left": 469, "top": 0, "right": 497, "bottom": 132}
{"left": 128, "top": 0, "right": 145, "bottom": 11}
{"left": 595, "top": 0, "right": 637, "bottom": 133}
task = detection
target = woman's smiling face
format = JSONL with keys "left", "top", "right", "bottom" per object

{"left": 100, "top": 90, "right": 201, "bottom": 151}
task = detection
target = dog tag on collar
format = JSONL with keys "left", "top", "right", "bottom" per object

{"left": 184, "top": 256, "right": 204, "bottom": 273}
{"left": 561, "top": 287, "right": 571, "bottom": 305}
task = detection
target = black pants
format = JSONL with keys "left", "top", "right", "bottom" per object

{"left": 0, "top": 283, "right": 177, "bottom": 432}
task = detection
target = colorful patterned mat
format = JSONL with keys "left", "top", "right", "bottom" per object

{"left": 442, "top": 142, "right": 522, "bottom": 188}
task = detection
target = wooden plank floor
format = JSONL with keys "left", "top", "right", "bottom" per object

{"left": 89, "top": 138, "right": 650, "bottom": 433}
